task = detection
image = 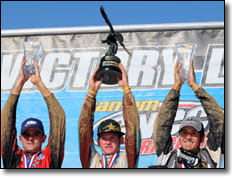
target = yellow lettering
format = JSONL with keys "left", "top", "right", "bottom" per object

{"left": 96, "top": 100, "right": 159, "bottom": 112}
{"left": 108, "top": 101, "right": 122, "bottom": 112}
{"left": 136, "top": 101, "right": 140, "bottom": 109}
{"left": 138, "top": 100, "right": 159, "bottom": 111}
{"left": 96, "top": 102, "right": 109, "bottom": 112}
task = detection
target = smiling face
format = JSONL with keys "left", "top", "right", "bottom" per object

{"left": 179, "top": 126, "right": 204, "bottom": 154}
{"left": 97, "top": 133, "right": 123, "bottom": 155}
{"left": 19, "top": 128, "right": 46, "bottom": 156}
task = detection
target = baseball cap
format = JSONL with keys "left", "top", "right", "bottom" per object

{"left": 21, "top": 118, "right": 44, "bottom": 135}
{"left": 179, "top": 116, "right": 202, "bottom": 132}
{"left": 97, "top": 119, "right": 125, "bottom": 137}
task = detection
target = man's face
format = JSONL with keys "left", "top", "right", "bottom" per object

{"left": 179, "top": 126, "right": 203, "bottom": 154}
{"left": 97, "top": 133, "right": 122, "bottom": 155}
{"left": 19, "top": 128, "right": 46, "bottom": 155}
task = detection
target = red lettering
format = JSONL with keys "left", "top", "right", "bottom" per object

{"left": 139, "top": 139, "right": 154, "bottom": 155}
{"left": 174, "top": 137, "right": 181, "bottom": 150}
{"left": 149, "top": 142, "right": 155, "bottom": 154}
{"left": 172, "top": 136, "right": 177, "bottom": 148}
{"left": 200, "top": 133, "right": 208, "bottom": 148}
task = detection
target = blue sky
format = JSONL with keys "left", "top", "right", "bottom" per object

{"left": 1, "top": 1, "right": 224, "bottom": 30}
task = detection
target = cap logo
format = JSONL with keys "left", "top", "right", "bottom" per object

{"left": 25, "top": 120, "right": 37, "bottom": 127}
{"left": 107, "top": 123, "right": 119, "bottom": 131}
{"left": 186, "top": 118, "right": 198, "bottom": 123}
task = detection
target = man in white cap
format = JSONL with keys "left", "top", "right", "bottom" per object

{"left": 153, "top": 60, "right": 224, "bottom": 168}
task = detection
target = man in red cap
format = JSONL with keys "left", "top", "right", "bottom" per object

{"left": 1, "top": 57, "right": 65, "bottom": 168}
{"left": 153, "top": 60, "right": 224, "bottom": 168}
{"left": 78, "top": 63, "right": 140, "bottom": 168}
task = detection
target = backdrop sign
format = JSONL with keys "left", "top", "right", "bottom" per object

{"left": 1, "top": 24, "right": 224, "bottom": 168}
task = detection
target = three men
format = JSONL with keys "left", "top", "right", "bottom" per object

{"left": 78, "top": 63, "right": 140, "bottom": 168}
{"left": 1, "top": 57, "right": 66, "bottom": 168}
{"left": 153, "top": 60, "right": 224, "bottom": 168}
{"left": 1, "top": 57, "right": 224, "bottom": 168}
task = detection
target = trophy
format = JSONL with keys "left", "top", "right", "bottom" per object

{"left": 175, "top": 43, "right": 195, "bottom": 81}
{"left": 96, "top": 6, "right": 131, "bottom": 85}
{"left": 23, "top": 41, "right": 44, "bottom": 75}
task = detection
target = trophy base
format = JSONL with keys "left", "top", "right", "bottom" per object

{"left": 96, "top": 66, "right": 122, "bottom": 85}
{"left": 96, "top": 55, "right": 122, "bottom": 85}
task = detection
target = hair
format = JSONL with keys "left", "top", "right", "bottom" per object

{"left": 99, "top": 132, "right": 122, "bottom": 139}
{"left": 199, "top": 123, "right": 205, "bottom": 139}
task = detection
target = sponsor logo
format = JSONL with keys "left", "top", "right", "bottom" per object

{"left": 32, "top": 161, "right": 39, "bottom": 168}
{"left": 25, "top": 121, "right": 37, "bottom": 127}
{"left": 36, "top": 153, "right": 45, "bottom": 160}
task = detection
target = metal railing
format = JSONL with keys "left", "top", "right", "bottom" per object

{"left": 1, "top": 22, "right": 224, "bottom": 37}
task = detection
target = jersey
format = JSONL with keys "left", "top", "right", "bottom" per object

{"left": 17, "top": 147, "right": 51, "bottom": 168}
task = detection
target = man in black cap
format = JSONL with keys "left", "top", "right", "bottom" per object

{"left": 1, "top": 57, "right": 65, "bottom": 168}
{"left": 78, "top": 63, "right": 140, "bottom": 168}
{"left": 153, "top": 60, "right": 224, "bottom": 168}
{"left": 97, "top": 119, "right": 125, "bottom": 158}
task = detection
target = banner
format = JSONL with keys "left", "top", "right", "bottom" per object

{"left": 1, "top": 24, "right": 224, "bottom": 168}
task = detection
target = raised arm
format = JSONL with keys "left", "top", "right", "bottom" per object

{"left": 31, "top": 60, "right": 66, "bottom": 168}
{"left": 187, "top": 60, "right": 224, "bottom": 161}
{"left": 153, "top": 60, "right": 184, "bottom": 156}
{"left": 78, "top": 67, "right": 103, "bottom": 168}
{"left": 1, "top": 57, "right": 29, "bottom": 168}
{"left": 1, "top": 94, "right": 20, "bottom": 168}
{"left": 118, "top": 63, "right": 140, "bottom": 168}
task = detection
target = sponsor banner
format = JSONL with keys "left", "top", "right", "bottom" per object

{"left": 1, "top": 27, "right": 224, "bottom": 168}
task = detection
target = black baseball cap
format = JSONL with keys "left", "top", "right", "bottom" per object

{"left": 97, "top": 119, "right": 125, "bottom": 137}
